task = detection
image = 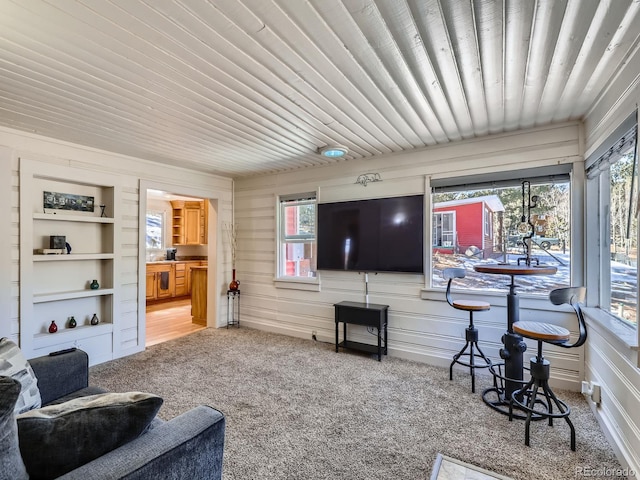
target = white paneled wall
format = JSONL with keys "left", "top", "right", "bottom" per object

{"left": 0, "top": 126, "right": 232, "bottom": 363}
{"left": 582, "top": 53, "right": 640, "bottom": 473}
{"left": 235, "top": 122, "right": 583, "bottom": 386}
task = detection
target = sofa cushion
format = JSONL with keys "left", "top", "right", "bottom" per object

{"left": 0, "top": 337, "right": 42, "bottom": 414}
{"left": 0, "top": 376, "right": 29, "bottom": 480}
{"left": 16, "top": 391, "right": 163, "bottom": 480}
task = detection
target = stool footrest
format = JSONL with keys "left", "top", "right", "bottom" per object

{"left": 450, "top": 339, "right": 492, "bottom": 393}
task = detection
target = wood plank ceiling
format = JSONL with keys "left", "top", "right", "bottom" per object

{"left": 0, "top": 0, "right": 639, "bottom": 177}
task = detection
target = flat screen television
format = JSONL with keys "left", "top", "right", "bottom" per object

{"left": 317, "top": 195, "right": 424, "bottom": 273}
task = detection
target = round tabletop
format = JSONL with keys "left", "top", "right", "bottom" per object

{"left": 473, "top": 263, "right": 557, "bottom": 276}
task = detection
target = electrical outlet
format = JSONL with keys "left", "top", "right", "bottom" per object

{"left": 591, "top": 383, "right": 602, "bottom": 404}
{"left": 581, "top": 381, "right": 602, "bottom": 405}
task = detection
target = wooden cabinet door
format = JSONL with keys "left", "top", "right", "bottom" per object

{"left": 156, "top": 265, "right": 175, "bottom": 299}
{"left": 145, "top": 272, "right": 157, "bottom": 300}
{"left": 184, "top": 205, "right": 201, "bottom": 244}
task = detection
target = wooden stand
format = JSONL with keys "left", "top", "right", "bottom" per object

{"left": 334, "top": 301, "right": 389, "bottom": 361}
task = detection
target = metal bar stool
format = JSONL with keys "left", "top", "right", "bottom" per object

{"left": 444, "top": 268, "right": 492, "bottom": 393}
{"left": 509, "top": 286, "right": 587, "bottom": 451}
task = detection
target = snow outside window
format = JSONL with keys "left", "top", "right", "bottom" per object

{"left": 146, "top": 211, "right": 165, "bottom": 250}
{"left": 431, "top": 170, "right": 571, "bottom": 296}
{"left": 586, "top": 122, "right": 638, "bottom": 329}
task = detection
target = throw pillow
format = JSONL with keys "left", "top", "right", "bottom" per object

{"left": 16, "top": 391, "right": 163, "bottom": 480}
{"left": 0, "top": 337, "right": 41, "bottom": 414}
{"left": 0, "top": 376, "right": 29, "bottom": 480}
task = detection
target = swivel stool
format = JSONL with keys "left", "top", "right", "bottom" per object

{"left": 444, "top": 268, "right": 492, "bottom": 393}
{"left": 509, "top": 286, "right": 587, "bottom": 451}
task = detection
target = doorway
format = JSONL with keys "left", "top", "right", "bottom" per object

{"left": 139, "top": 182, "right": 218, "bottom": 348}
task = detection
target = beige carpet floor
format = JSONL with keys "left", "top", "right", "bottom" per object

{"left": 90, "top": 327, "right": 624, "bottom": 480}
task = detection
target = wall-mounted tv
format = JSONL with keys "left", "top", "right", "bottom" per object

{"left": 317, "top": 195, "right": 424, "bottom": 273}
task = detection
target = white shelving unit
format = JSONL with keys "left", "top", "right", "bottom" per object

{"left": 19, "top": 159, "right": 121, "bottom": 365}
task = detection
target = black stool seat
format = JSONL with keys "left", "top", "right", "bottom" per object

{"left": 509, "top": 287, "right": 588, "bottom": 452}
{"left": 443, "top": 268, "right": 492, "bottom": 393}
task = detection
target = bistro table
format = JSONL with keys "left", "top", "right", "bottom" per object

{"left": 473, "top": 263, "right": 557, "bottom": 417}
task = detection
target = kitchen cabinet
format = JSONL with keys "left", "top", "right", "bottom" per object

{"left": 171, "top": 200, "right": 208, "bottom": 245}
{"left": 19, "top": 159, "right": 120, "bottom": 365}
{"left": 146, "top": 263, "right": 175, "bottom": 301}
{"left": 174, "top": 262, "right": 187, "bottom": 297}
{"left": 146, "top": 261, "right": 203, "bottom": 300}
{"left": 191, "top": 266, "right": 208, "bottom": 325}
{"left": 185, "top": 261, "right": 203, "bottom": 294}
{"left": 145, "top": 271, "right": 157, "bottom": 301}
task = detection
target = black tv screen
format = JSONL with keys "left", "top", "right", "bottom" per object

{"left": 317, "top": 195, "right": 424, "bottom": 273}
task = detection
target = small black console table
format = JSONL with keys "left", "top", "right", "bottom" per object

{"left": 334, "top": 301, "right": 389, "bottom": 361}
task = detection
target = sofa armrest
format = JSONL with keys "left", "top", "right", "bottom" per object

{"left": 28, "top": 349, "right": 89, "bottom": 405}
{"left": 57, "top": 406, "right": 226, "bottom": 480}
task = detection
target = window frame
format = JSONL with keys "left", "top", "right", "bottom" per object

{"left": 422, "top": 164, "right": 578, "bottom": 304}
{"left": 432, "top": 211, "right": 456, "bottom": 248}
{"left": 584, "top": 117, "right": 639, "bottom": 348}
{"left": 146, "top": 210, "right": 165, "bottom": 251}
{"left": 275, "top": 192, "right": 320, "bottom": 291}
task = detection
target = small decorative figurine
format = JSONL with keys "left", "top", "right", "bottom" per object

{"left": 68, "top": 316, "right": 77, "bottom": 328}
{"left": 65, "top": 242, "right": 72, "bottom": 254}
{"left": 90, "top": 279, "right": 100, "bottom": 290}
{"left": 48, "top": 321, "right": 58, "bottom": 333}
{"left": 100, "top": 205, "right": 106, "bottom": 217}
{"left": 90, "top": 313, "right": 99, "bottom": 325}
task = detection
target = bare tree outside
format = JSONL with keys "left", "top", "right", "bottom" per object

{"left": 432, "top": 181, "right": 571, "bottom": 296}
{"left": 609, "top": 149, "right": 638, "bottom": 326}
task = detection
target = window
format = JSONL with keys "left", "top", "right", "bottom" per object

{"left": 484, "top": 208, "right": 492, "bottom": 240}
{"left": 433, "top": 211, "right": 455, "bottom": 248}
{"left": 278, "top": 193, "right": 316, "bottom": 279}
{"left": 431, "top": 167, "right": 572, "bottom": 295}
{"left": 586, "top": 118, "right": 638, "bottom": 328}
{"left": 146, "top": 211, "right": 165, "bottom": 250}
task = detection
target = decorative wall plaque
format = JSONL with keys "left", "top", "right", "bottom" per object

{"left": 43, "top": 191, "right": 95, "bottom": 212}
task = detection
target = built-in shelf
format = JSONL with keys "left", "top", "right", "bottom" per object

{"left": 20, "top": 158, "right": 121, "bottom": 364}
{"left": 33, "top": 323, "right": 113, "bottom": 349}
{"left": 33, "top": 253, "right": 115, "bottom": 262}
{"left": 33, "top": 213, "right": 114, "bottom": 223}
{"left": 33, "top": 288, "right": 114, "bottom": 304}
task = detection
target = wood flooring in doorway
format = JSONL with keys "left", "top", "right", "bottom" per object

{"left": 146, "top": 298, "right": 206, "bottom": 347}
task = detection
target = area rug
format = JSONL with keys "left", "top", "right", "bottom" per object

{"left": 431, "top": 454, "right": 514, "bottom": 480}
{"left": 90, "top": 327, "right": 625, "bottom": 480}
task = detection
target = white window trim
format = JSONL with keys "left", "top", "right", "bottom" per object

{"left": 146, "top": 210, "right": 166, "bottom": 252}
{"left": 425, "top": 164, "right": 579, "bottom": 296}
{"left": 432, "top": 210, "right": 456, "bottom": 247}
{"left": 584, "top": 122, "right": 639, "bottom": 353}
{"left": 275, "top": 192, "right": 320, "bottom": 291}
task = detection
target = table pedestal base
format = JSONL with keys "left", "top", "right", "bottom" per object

{"left": 482, "top": 362, "right": 547, "bottom": 421}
